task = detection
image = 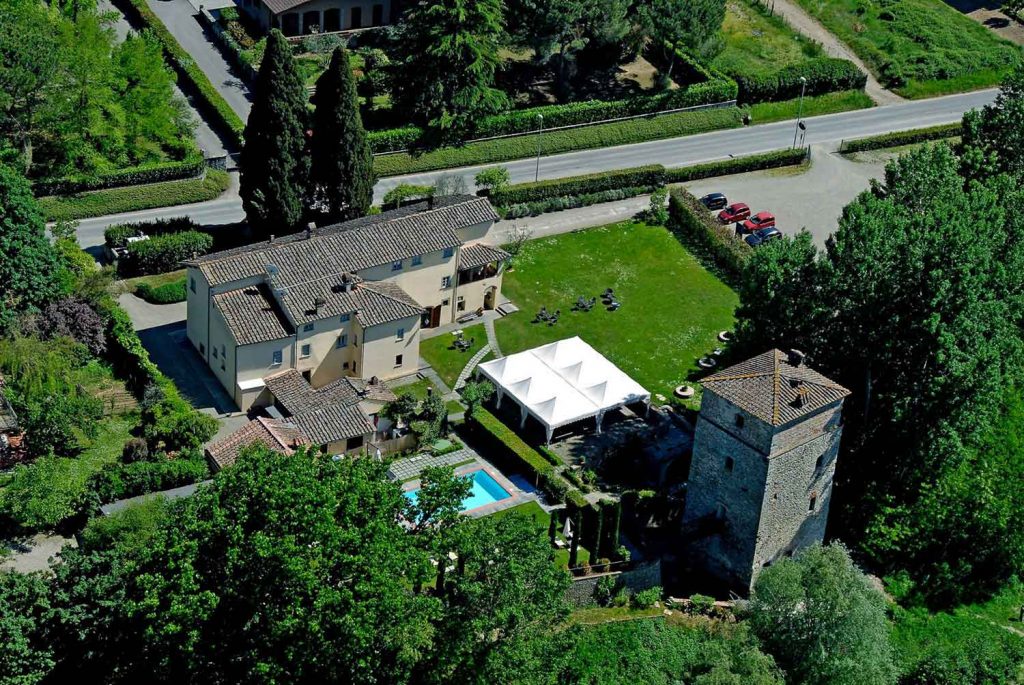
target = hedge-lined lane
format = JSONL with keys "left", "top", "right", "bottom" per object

{"left": 39, "top": 170, "right": 232, "bottom": 222}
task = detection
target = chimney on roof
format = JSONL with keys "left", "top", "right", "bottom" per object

{"left": 787, "top": 349, "right": 806, "bottom": 367}
{"left": 269, "top": 234, "right": 275, "bottom": 243}
{"left": 427, "top": 194, "right": 434, "bottom": 210}
{"left": 191, "top": 251, "right": 198, "bottom": 260}
{"left": 793, "top": 385, "right": 809, "bottom": 408}
{"left": 306, "top": 222, "right": 315, "bottom": 239}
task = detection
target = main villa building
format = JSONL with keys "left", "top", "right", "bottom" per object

{"left": 185, "top": 195, "right": 506, "bottom": 412}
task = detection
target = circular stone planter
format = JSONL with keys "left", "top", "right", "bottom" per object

{"left": 698, "top": 357, "right": 718, "bottom": 369}
{"left": 674, "top": 385, "right": 695, "bottom": 399}
{"left": 718, "top": 330, "right": 734, "bottom": 343}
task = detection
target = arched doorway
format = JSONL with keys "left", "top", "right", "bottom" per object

{"left": 484, "top": 286, "right": 497, "bottom": 310}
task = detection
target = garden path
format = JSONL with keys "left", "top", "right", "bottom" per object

{"left": 755, "top": 0, "right": 905, "bottom": 105}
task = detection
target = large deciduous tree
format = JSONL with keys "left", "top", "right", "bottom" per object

{"left": 310, "top": 47, "right": 375, "bottom": 222}
{"left": 961, "top": 64, "right": 1024, "bottom": 180}
{"left": 749, "top": 544, "right": 897, "bottom": 685}
{"left": 0, "top": 164, "right": 65, "bottom": 331}
{"left": 393, "top": 0, "right": 507, "bottom": 136}
{"left": 0, "top": 570, "right": 53, "bottom": 685}
{"left": 239, "top": 30, "right": 310, "bottom": 237}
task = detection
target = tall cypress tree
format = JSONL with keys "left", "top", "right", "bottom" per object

{"left": 239, "top": 30, "right": 310, "bottom": 238}
{"left": 310, "top": 47, "right": 375, "bottom": 222}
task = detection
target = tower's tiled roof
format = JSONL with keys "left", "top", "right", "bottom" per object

{"left": 701, "top": 349, "right": 849, "bottom": 426}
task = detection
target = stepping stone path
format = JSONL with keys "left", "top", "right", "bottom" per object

{"left": 454, "top": 344, "right": 492, "bottom": 390}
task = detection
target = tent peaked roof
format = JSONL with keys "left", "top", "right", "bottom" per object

{"left": 477, "top": 337, "right": 650, "bottom": 431}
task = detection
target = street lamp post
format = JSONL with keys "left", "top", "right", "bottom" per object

{"left": 792, "top": 76, "right": 807, "bottom": 149}
{"left": 535, "top": 114, "right": 544, "bottom": 182}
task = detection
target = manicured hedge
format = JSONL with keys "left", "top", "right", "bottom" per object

{"left": 839, "top": 122, "right": 962, "bottom": 153}
{"left": 736, "top": 57, "right": 867, "bottom": 104}
{"left": 121, "top": 0, "right": 245, "bottom": 146}
{"left": 39, "top": 169, "right": 230, "bottom": 221}
{"left": 122, "top": 231, "right": 214, "bottom": 277}
{"left": 667, "top": 187, "right": 750, "bottom": 285}
{"left": 471, "top": 408, "right": 589, "bottom": 509}
{"left": 135, "top": 278, "right": 188, "bottom": 304}
{"left": 490, "top": 165, "right": 666, "bottom": 205}
{"left": 367, "top": 80, "right": 738, "bottom": 153}
{"left": 89, "top": 452, "right": 209, "bottom": 505}
{"left": 664, "top": 148, "right": 809, "bottom": 183}
{"left": 34, "top": 157, "right": 205, "bottom": 196}
{"left": 105, "top": 217, "right": 198, "bottom": 249}
{"left": 501, "top": 186, "right": 655, "bottom": 219}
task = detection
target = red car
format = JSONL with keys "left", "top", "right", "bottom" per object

{"left": 718, "top": 202, "right": 750, "bottom": 224}
{"left": 738, "top": 211, "right": 776, "bottom": 234}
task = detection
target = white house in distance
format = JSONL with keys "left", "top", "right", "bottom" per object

{"left": 184, "top": 195, "right": 507, "bottom": 412}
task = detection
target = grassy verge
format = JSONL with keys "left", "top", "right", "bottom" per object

{"left": 39, "top": 170, "right": 231, "bottom": 222}
{"left": 373, "top": 108, "right": 745, "bottom": 177}
{"left": 746, "top": 90, "right": 874, "bottom": 123}
{"left": 491, "top": 501, "right": 592, "bottom": 570}
{"left": 125, "top": 269, "right": 188, "bottom": 304}
{"left": 497, "top": 221, "right": 738, "bottom": 398}
{"left": 420, "top": 328, "right": 487, "bottom": 388}
{"left": 570, "top": 605, "right": 665, "bottom": 625}
{"left": 790, "top": 0, "right": 1020, "bottom": 97}
{"left": 838, "top": 122, "right": 962, "bottom": 153}
{"left": 713, "top": 0, "right": 823, "bottom": 78}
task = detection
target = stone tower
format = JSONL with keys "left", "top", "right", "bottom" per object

{"left": 681, "top": 349, "right": 850, "bottom": 592}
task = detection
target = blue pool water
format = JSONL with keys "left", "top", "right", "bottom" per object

{"left": 405, "top": 469, "right": 512, "bottom": 512}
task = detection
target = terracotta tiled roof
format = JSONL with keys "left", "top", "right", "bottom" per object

{"left": 265, "top": 369, "right": 360, "bottom": 415}
{"left": 701, "top": 349, "right": 850, "bottom": 426}
{"left": 189, "top": 196, "right": 496, "bottom": 287}
{"left": 291, "top": 404, "right": 375, "bottom": 445}
{"left": 343, "top": 376, "right": 397, "bottom": 403}
{"left": 205, "top": 417, "right": 307, "bottom": 470}
{"left": 212, "top": 284, "right": 293, "bottom": 346}
{"left": 459, "top": 242, "right": 509, "bottom": 269}
{"left": 262, "top": 0, "right": 313, "bottom": 13}
{"left": 356, "top": 281, "right": 424, "bottom": 326}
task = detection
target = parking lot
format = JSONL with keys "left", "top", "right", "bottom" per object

{"left": 683, "top": 145, "right": 894, "bottom": 247}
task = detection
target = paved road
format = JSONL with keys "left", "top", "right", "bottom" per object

{"left": 74, "top": 89, "right": 995, "bottom": 247}
{"left": 146, "top": 0, "right": 252, "bottom": 120}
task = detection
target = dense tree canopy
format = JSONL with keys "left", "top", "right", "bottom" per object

{"left": 310, "top": 47, "right": 375, "bottom": 221}
{"left": 0, "top": 0, "right": 193, "bottom": 179}
{"left": 732, "top": 72, "right": 1024, "bottom": 606}
{"left": 239, "top": 30, "right": 311, "bottom": 237}
{"left": 393, "top": 0, "right": 508, "bottom": 134}
{"left": 749, "top": 544, "right": 896, "bottom": 685}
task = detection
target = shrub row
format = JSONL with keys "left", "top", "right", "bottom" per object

{"left": 667, "top": 187, "right": 750, "bottom": 284}
{"left": 367, "top": 80, "right": 738, "bottom": 153}
{"left": 471, "top": 408, "right": 589, "bottom": 509}
{"left": 97, "top": 297, "right": 218, "bottom": 449}
{"left": 491, "top": 165, "right": 666, "bottom": 205}
{"left": 121, "top": 231, "right": 214, "bottom": 277}
{"left": 33, "top": 157, "right": 205, "bottom": 196}
{"left": 39, "top": 169, "right": 230, "bottom": 221}
{"left": 105, "top": 217, "right": 198, "bottom": 249}
{"left": 663, "top": 148, "right": 809, "bottom": 183}
{"left": 135, "top": 278, "right": 188, "bottom": 304}
{"left": 500, "top": 186, "right": 655, "bottom": 219}
{"left": 89, "top": 452, "right": 210, "bottom": 505}
{"left": 121, "top": 0, "right": 245, "bottom": 147}
{"left": 736, "top": 57, "right": 866, "bottom": 104}
{"left": 839, "top": 122, "right": 962, "bottom": 153}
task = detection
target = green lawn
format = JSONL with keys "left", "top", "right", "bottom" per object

{"left": 492, "top": 501, "right": 592, "bottom": 570}
{"left": 497, "top": 221, "right": 738, "bottom": 399}
{"left": 747, "top": 90, "right": 873, "bottom": 123}
{"left": 713, "top": 0, "right": 824, "bottom": 78}
{"left": 38, "top": 170, "right": 231, "bottom": 221}
{"left": 420, "top": 328, "right": 487, "bottom": 388}
{"left": 791, "top": 0, "right": 1021, "bottom": 96}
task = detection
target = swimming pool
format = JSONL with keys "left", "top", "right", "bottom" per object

{"left": 405, "top": 469, "right": 512, "bottom": 512}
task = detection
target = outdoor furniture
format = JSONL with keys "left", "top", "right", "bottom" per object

{"left": 547, "top": 310, "right": 561, "bottom": 325}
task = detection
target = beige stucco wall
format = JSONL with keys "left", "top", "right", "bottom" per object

{"left": 356, "top": 248, "right": 458, "bottom": 320}
{"left": 185, "top": 267, "right": 211, "bottom": 360}
{"left": 294, "top": 315, "right": 358, "bottom": 387}
{"left": 357, "top": 315, "right": 421, "bottom": 380}
{"left": 455, "top": 273, "right": 503, "bottom": 316}
{"left": 455, "top": 220, "right": 493, "bottom": 244}
{"left": 235, "top": 337, "right": 295, "bottom": 410}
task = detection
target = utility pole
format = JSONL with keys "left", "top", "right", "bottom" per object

{"left": 535, "top": 114, "right": 544, "bottom": 182}
{"left": 792, "top": 76, "right": 807, "bottom": 149}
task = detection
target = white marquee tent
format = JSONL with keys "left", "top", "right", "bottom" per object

{"left": 476, "top": 337, "right": 651, "bottom": 444}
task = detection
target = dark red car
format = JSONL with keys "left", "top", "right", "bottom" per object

{"left": 717, "top": 202, "right": 750, "bottom": 224}
{"left": 738, "top": 211, "right": 776, "bottom": 234}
